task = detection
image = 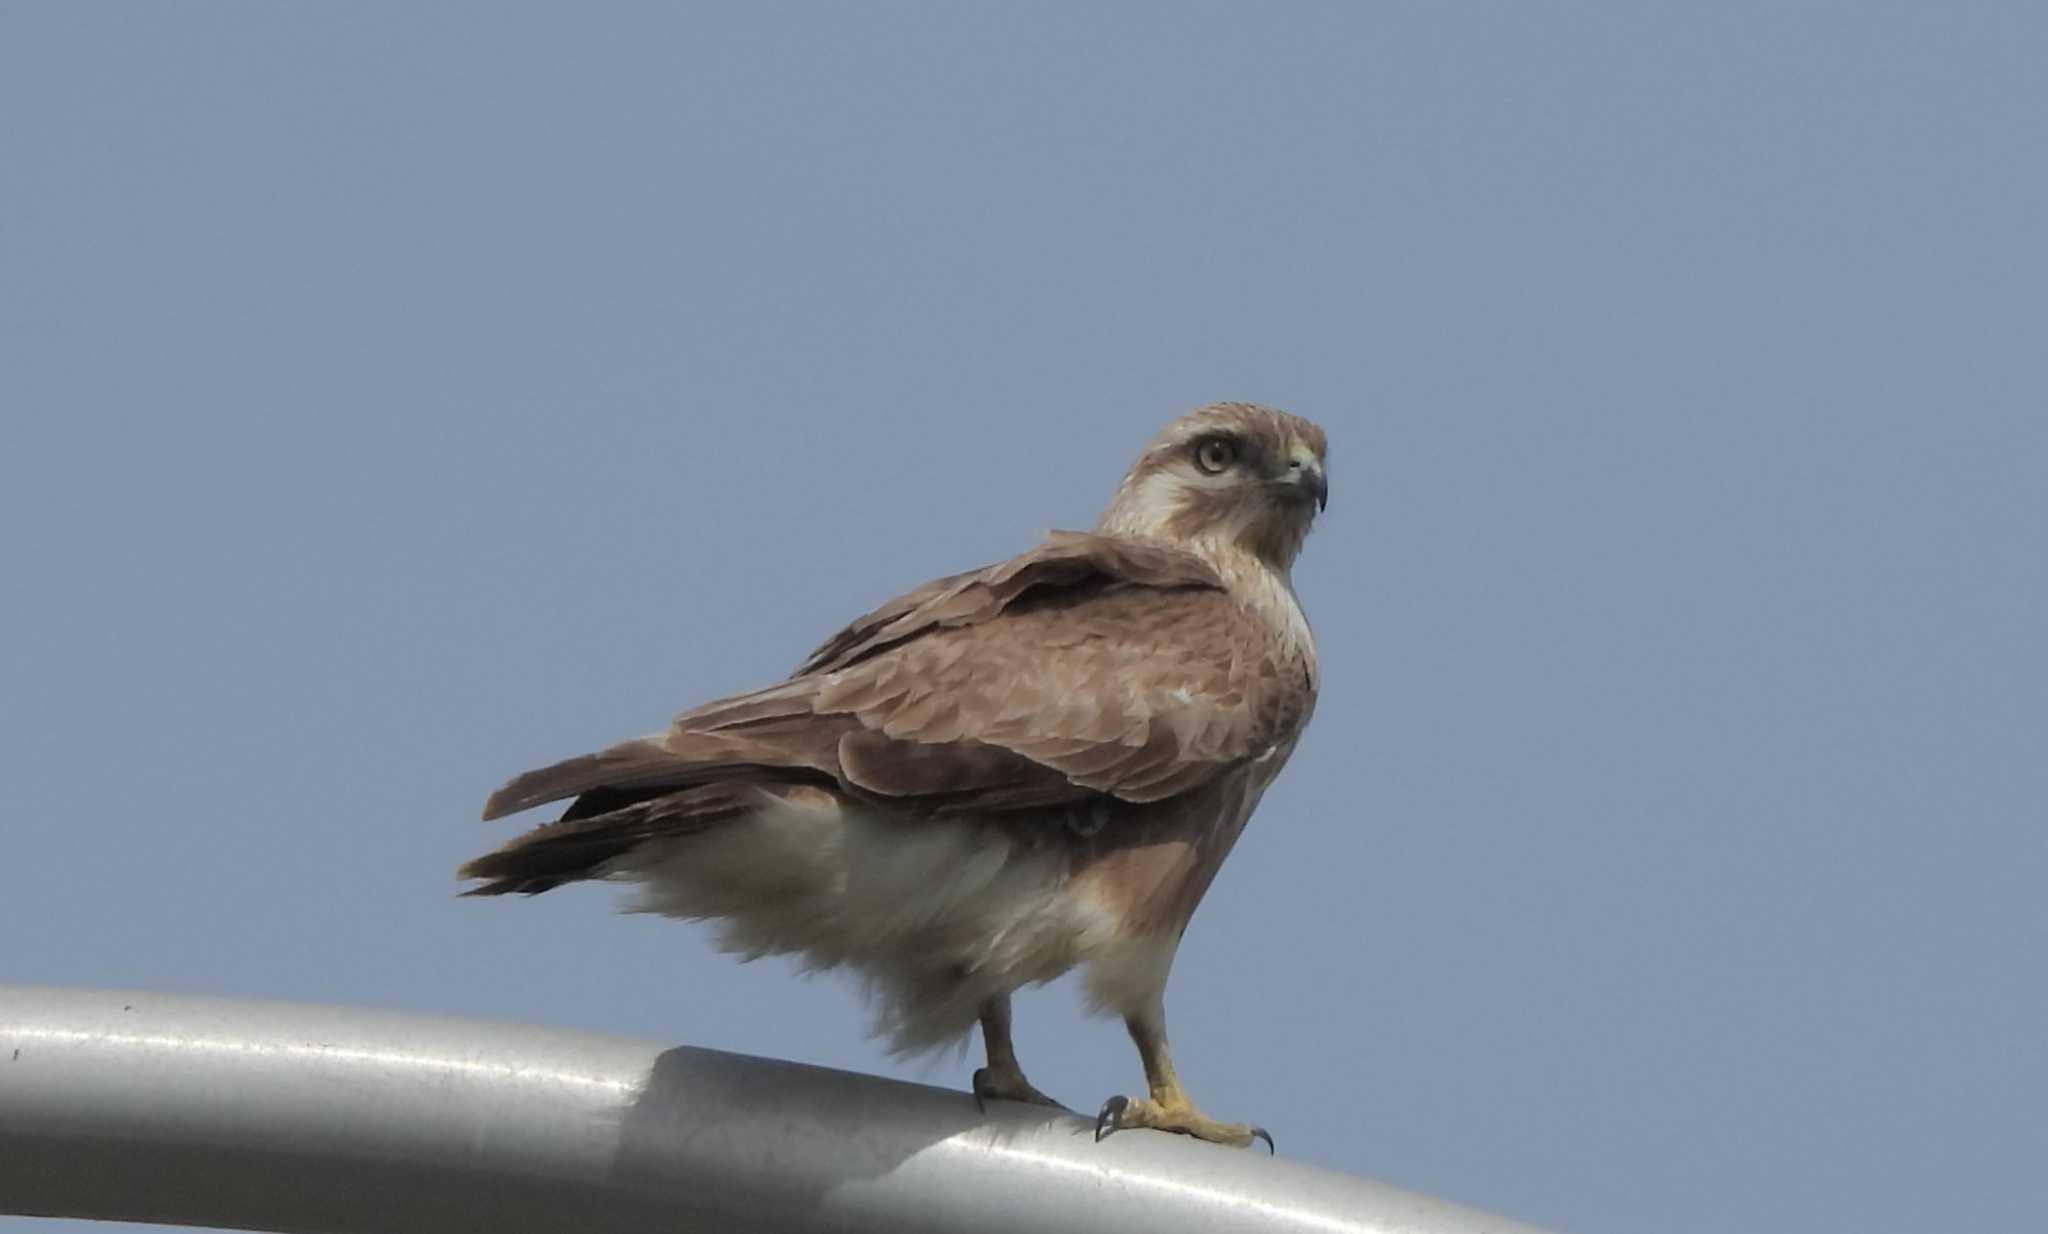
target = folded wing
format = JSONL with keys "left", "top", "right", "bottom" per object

{"left": 465, "top": 531, "right": 1309, "bottom": 892}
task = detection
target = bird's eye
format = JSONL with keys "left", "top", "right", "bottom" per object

{"left": 1193, "top": 436, "right": 1238, "bottom": 474}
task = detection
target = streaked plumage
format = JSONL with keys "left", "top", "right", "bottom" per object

{"left": 464, "top": 401, "right": 1327, "bottom": 1145}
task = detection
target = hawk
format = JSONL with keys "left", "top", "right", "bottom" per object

{"left": 463, "top": 402, "right": 1327, "bottom": 1148}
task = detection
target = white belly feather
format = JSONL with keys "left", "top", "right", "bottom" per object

{"left": 612, "top": 791, "right": 1175, "bottom": 1053}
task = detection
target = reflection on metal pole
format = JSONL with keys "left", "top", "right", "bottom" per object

{"left": 1, "top": 986, "right": 1557, "bottom": 1234}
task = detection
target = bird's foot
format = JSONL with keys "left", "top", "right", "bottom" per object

{"left": 1094, "top": 1094, "right": 1274, "bottom": 1152}
{"left": 972, "top": 1063, "right": 1066, "bottom": 1113}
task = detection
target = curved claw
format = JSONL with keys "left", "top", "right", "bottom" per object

{"left": 970, "top": 1067, "right": 991, "bottom": 1114}
{"left": 1250, "top": 1125, "right": 1275, "bottom": 1155}
{"left": 1094, "top": 1095, "right": 1129, "bottom": 1142}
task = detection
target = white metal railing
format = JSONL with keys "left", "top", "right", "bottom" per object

{"left": 0, "top": 985, "right": 1558, "bottom": 1233}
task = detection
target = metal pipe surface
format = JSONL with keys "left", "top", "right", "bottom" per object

{"left": 1, "top": 986, "right": 1556, "bottom": 1234}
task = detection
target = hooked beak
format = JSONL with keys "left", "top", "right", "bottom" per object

{"left": 1277, "top": 458, "right": 1327, "bottom": 512}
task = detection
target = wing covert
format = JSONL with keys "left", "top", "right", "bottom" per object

{"left": 803, "top": 564, "right": 1307, "bottom": 807}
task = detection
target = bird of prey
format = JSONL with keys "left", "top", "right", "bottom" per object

{"left": 462, "top": 401, "right": 1327, "bottom": 1149}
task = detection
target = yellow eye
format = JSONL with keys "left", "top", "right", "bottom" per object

{"left": 1193, "top": 436, "right": 1238, "bottom": 474}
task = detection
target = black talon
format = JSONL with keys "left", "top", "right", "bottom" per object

{"left": 1094, "top": 1095, "right": 1129, "bottom": 1142}
{"left": 970, "top": 1068, "right": 991, "bottom": 1114}
{"left": 1250, "top": 1125, "right": 1275, "bottom": 1155}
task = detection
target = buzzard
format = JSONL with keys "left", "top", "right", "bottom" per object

{"left": 463, "top": 402, "right": 1327, "bottom": 1148}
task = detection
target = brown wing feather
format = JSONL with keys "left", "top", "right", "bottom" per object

{"left": 794, "top": 530, "right": 1221, "bottom": 675}
{"left": 461, "top": 781, "right": 768, "bottom": 894}
{"left": 478, "top": 531, "right": 1307, "bottom": 832}
{"left": 839, "top": 583, "right": 1292, "bottom": 803}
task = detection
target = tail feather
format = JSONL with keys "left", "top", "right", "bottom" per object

{"left": 460, "top": 782, "right": 762, "bottom": 895}
{"left": 481, "top": 684, "right": 850, "bottom": 823}
{"left": 480, "top": 736, "right": 705, "bottom": 821}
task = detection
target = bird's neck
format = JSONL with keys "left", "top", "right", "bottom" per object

{"left": 1190, "top": 539, "right": 1318, "bottom": 677}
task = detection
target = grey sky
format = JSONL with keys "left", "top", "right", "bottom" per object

{"left": 4, "top": 5, "right": 2043, "bottom": 1232}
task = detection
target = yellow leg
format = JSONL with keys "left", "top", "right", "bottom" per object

{"left": 971, "top": 996, "right": 1064, "bottom": 1110}
{"left": 1096, "top": 1010, "right": 1272, "bottom": 1151}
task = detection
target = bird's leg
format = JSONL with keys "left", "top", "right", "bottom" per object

{"left": 971, "top": 995, "right": 1065, "bottom": 1110}
{"left": 1095, "top": 1008, "right": 1272, "bottom": 1151}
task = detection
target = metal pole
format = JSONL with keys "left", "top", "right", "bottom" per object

{"left": 0, "top": 986, "right": 1557, "bottom": 1234}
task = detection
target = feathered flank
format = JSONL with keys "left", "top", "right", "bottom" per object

{"left": 463, "top": 401, "right": 1327, "bottom": 1085}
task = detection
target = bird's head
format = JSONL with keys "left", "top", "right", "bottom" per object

{"left": 1095, "top": 402, "right": 1328, "bottom": 573}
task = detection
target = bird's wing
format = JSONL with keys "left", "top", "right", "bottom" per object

{"left": 792, "top": 529, "right": 1220, "bottom": 676}
{"left": 480, "top": 531, "right": 1312, "bottom": 822}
